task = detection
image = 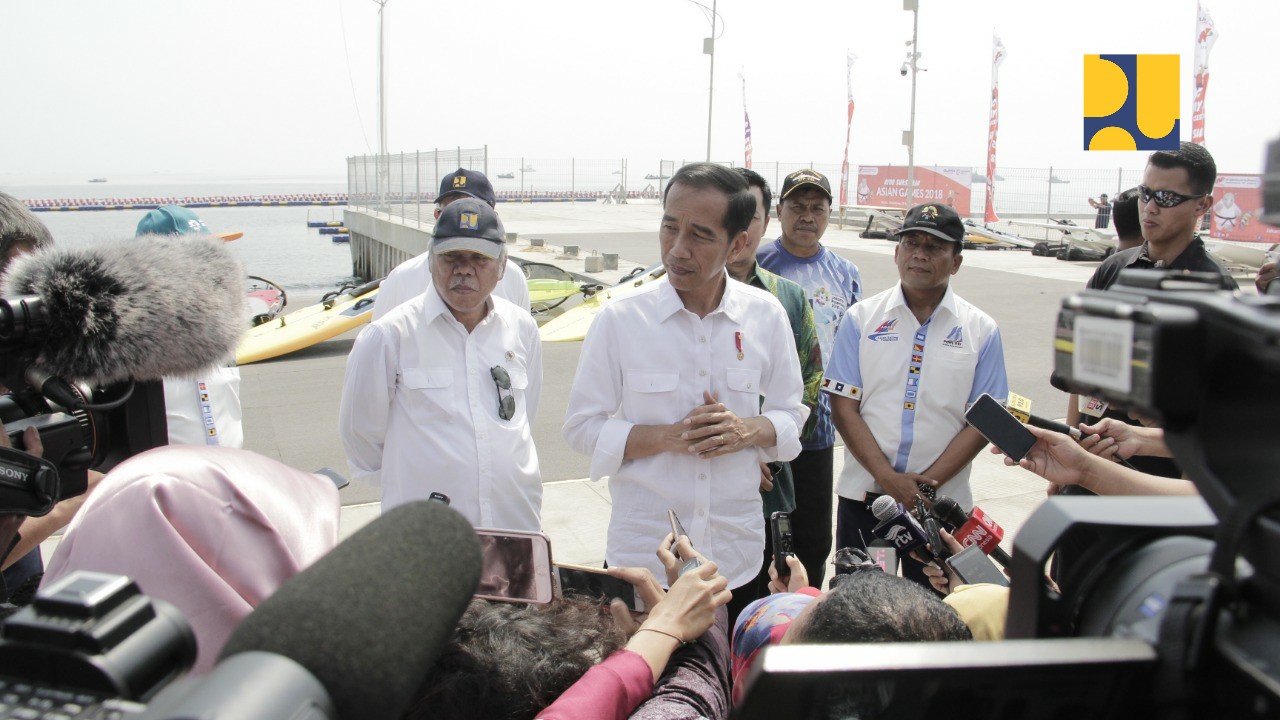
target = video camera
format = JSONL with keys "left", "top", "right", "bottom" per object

{"left": 0, "top": 294, "right": 167, "bottom": 521}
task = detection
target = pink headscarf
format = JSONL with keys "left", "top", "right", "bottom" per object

{"left": 43, "top": 446, "right": 341, "bottom": 674}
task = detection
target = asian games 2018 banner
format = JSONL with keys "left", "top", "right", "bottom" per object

{"left": 1210, "top": 174, "right": 1280, "bottom": 243}
{"left": 856, "top": 165, "right": 973, "bottom": 212}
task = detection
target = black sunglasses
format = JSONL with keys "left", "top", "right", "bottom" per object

{"left": 491, "top": 365, "right": 516, "bottom": 421}
{"left": 1138, "top": 184, "right": 1208, "bottom": 209}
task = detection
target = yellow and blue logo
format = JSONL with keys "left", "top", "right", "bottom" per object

{"left": 459, "top": 212, "right": 479, "bottom": 230}
{"left": 1083, "top": 54, "right": 1179, "bottom": 151}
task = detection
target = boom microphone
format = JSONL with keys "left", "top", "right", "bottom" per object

{"left": 932, "top": 495, "right": 1013, "bottom": 570}
{"left": 870, "top": 495, "right": 935, "bottom": 563}
{"left": 0, "top": 234, "right": 245, "bottom": 385}
{"left": 198, "top": 501, "right": 481, "bottom": 720}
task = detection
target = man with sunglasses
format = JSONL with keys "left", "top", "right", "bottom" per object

{"left": 339, "top": 198, "right": 544, "bottom": 530}
{"left": 823, "top": 203, "right": 1008, "bottom": 590}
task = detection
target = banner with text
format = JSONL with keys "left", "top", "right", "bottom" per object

{"left": 1210, "top": 174, "right": 1279, "bottom": 244}
{"left": 855, "top": 165, "right": 973, "bottom": 212}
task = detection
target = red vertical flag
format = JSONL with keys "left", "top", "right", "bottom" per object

{"left": 839, "top": 53, "right": 856, "bottom": 207}
{"left": 1192, "top": 3, "right": 1217, "bottom": 145}
{"left": 984, "top": 33, "right": 1006, "bottom": 224}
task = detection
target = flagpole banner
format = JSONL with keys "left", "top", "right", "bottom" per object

{"left": 984, "top": 33, "right": 1007, "bottom": 224}
{"left": 1210, "top": 175, "right": 1279, "bottom": 243}
{"left": 840, "top": 53, "right": 856, "bottom": 207}
{"left": 1192, "top": 3, "right": 1217, "bottom": 145}
{"left": 857, "top": 165, "right": 973, "bottom": 211}
{"left": 740, "top": 72, "right": 752, "bottom": 169}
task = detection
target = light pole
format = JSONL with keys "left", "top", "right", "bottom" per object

{"left": 903, "top": 0, "right": 920, "bottom": 205}
{"left": 375, "top": 0, "right": 390, "bottom": 209}
{"left": 705, "top": 0, "right": 718, "bottom": 162}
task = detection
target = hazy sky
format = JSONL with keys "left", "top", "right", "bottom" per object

{"left": 3, "top": 0, "right": 1276, "bottom": 182}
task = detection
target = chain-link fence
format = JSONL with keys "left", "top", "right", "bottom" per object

{"left": 348, "top": 149, "right": 1146, "bottom": 223}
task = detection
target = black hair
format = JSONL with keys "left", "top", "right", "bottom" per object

{"left": 792, "top": 570, "right": 972, "bottom": 644}
{"left": 1148, "top": 141, "right": 1217, "bottom": 196}
{"left": 663, "top": 162, "right": 756, "bottom": 239}
{"left": 1111, "top": 187, "right": 1142, "bottom": 239}
{"left": 0, "top": 192, "right": 53, "bottom": 274}
{"left": 406, "top": 598, "right": 626, "bottom": 720}
{"left": 734, "top": 167, "right": 773, "bottom": 216}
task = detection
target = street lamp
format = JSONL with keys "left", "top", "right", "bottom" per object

{"left": 903, "top": 0, "right": 921, "bottom": 205}
{"left": 687, "top": 0, "right": 722, "bottom": 162}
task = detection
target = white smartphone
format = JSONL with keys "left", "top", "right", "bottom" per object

{"left": 473, "top": 528, "right": 555, "bottom": 605}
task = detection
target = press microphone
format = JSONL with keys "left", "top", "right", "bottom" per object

{"left": 867, "top": 538, "right": 899, "bottom": 574}
{"left": 143, "top": 501, "right": 482, "bottom": 720}
{"left": 1007, "top": 392, "right": 1081, "bottom": 440}
{"left": 870, "top": 495, "right": 935, "bottom": 563}
{"left": 931, "top": 495, "right": 1012, "bottom": 570}
{"left": 0, "top": 234, "right": 246, "bottom": 386}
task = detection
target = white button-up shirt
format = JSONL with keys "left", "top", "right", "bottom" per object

{"left": 340, "top": 284, "right": 543, "bottom": 530}
{"left": 822, "top": 283, "right": 1008, "bottom": 509}
{"left": 372, "top": 254, "right": 530, "bottom": 320}
{"left": 563, "top": 276, "right": 808, "bottom": 588}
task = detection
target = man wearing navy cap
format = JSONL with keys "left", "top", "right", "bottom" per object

{"left": 135, "top": 206, "right": 244, "bottom": 449}
{"left": 372, "top": 168, "right": 530, "bottom": 320}
{"left": 340, "top": 198, "right": 544, "bottom": 530}
{"left": 822, "top": 202, "right": 1008, "bottom": 588}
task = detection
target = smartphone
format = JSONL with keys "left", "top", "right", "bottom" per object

{"left": 944, "top": 544, "right": 1010, "bottom": 587}
{"left": 668, "top": 509, "right": 689, "bottom": 548}
{"left": 965, "top": 393, "right": 1037, "bottom": 462}
{"left": 556, "top": 563, "right": 644, "bottom": 612}
{"left": 473, "top": 528, "right": 555, "bottom": 604}
{"left": 667, "top": 509, "right": 704, "bottom": 577}
{"left": 770, "top": 511, "right": 794, "bottom": 581}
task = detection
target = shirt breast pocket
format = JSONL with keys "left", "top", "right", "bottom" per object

{"left": 624, "top": 370, "right": 680, "bottom": 424}
{"left": 724, "top": 367, "right": 763, "bottom": 418}
{"left": 399, "top": 367, "right": 455, "bottom": 425}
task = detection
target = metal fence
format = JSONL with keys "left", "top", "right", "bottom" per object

{"left": 347, "top": 149, "right": 1146, "bottom": 223}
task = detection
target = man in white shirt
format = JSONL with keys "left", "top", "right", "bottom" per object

{"left": 373, "top": 168, "right": 530, "bottom": 318}
{"left": 823, "top": 203, "right": 1008, "bottom": 587}
{"left": 562, "top": 163, "right": 808, "bottom": 602}
{"left": 135, "top": 205, "right": 244, "bottom": 448}
{"left": 340, "top": 198, "right": 543, "bottom": 530}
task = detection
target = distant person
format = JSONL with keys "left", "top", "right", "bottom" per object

{"left": 1087, "top": 192, "right": 1111, "bottom": 228}
{"left": 136, "top": 205, "right": 244, "bottom": 449}
{"left": 824, "top": 203, "right": 1008, "bottom": 589}
{"left": 562, "top": 163, "right": 807, "bottom": 609}
{"left": 1110, "top": 187, "right": 1144, "bottom": 252}
{"left": 372, "top": 168, "right": 529, "bottom": 319}
{"left": 726, "top": 167, "right": 822, "bottom": 616}
{"left": 756, "top": 169, "right": 863, "bottom": 589}
{"left": 340, "top": 198, "right": 544, "bottom": 530}
{"left": 1256, "top": 249, "right": 1279, "bottom": 295}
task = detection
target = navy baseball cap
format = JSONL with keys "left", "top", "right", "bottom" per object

{"left": 432, "top": 198, "right": 506, "bottom": 258}
{"left": 438, "top": 168, "right": 496, "bottom": 207}
{"left": 894, "top": 203, "right": 966, "bottom": 244}
{"left": 136, "top": 205, "right": 243, "bottom": 242}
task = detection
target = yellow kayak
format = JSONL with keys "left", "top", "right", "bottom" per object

{"left": 538, "top": 264, "right": 666, "bottom": 343}
{"left": 527, "top": 278, "right": 585, "bottom": 305}
{"left": 236, "top": 279, "right": 381, "bottom": 364}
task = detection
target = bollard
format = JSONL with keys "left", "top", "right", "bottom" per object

{"left": 584, "top": 256, "right": 604, "bottom": 272}
{"left": 505, "top": 232, "right": 518, "bottom": 244}
{"left": 530, "top": 238, "right": 545, "bottom": 247}
{"left": 602, "top": 253, "right": 619, "bottom": 270}
{"left": 563, "top": 245, "right": 579, "bottom": 257}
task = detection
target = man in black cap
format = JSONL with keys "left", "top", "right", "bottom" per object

{"left": 373, "top": 168, "right": 530, "bottom": 320}
{"left": 756, "top": 168, "right": 863, "bottom": 589}
{"left": 821, "top": 203, "right": 1008, "bottom": 588}
{"left": 340, "top": 198, "right": 544, "bottom": 530}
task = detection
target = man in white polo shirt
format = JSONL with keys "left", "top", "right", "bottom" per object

{"left": 823, "top": 202, "right": 1007, "bottom": 587}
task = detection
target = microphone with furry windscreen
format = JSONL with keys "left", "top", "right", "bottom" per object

{"left": 138, "top": 501, "right": 483, "bottom": 720}
{"left": 0, "top": 234, "right": 245, "bottom": 387}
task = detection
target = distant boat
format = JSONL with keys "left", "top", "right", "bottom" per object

{"left": 89, "top": 178, "right": 108, "bottom": 183}
{"left": 497, "top": 172, "right": 515, "bottom": 179}
{"left": 645, "top": 174, "right": 667, "bottom": 180}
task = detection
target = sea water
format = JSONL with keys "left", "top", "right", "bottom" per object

{"left": 3, "top": 178, "right": 357, "bottom": 291}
